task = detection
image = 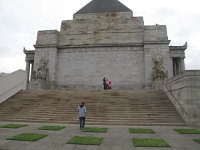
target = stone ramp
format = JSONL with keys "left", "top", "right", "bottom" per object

{"left": 0, "top": 90, "right": 185, "bottom": 126}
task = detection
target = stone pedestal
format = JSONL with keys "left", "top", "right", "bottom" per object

{"left": 152, "top": 80, "right": 164, "bottom": 90}
{"left": 29, "top": 79, "right": 48, "bottom": 89}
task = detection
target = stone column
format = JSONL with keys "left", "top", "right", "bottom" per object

{"left": 30, "top": 61, "right": 34, "bottom": 79}
{"left": 25, "top": 61, "right": 30, "bottom": 84}
{"left": 178, "top": 59, "right": 181, "bottom": 74}
{"left": 180, "top": 57, "right": 185, "bottom": 72}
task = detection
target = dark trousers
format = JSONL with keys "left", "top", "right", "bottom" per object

{"left": 79, "top": 117, "right": 85, "bottom": 129}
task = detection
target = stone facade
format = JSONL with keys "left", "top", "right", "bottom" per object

{"left": 24, "top": 0, "right": 186, "bottom": 90}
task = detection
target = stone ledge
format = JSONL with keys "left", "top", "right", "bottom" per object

{"left": 144, "top": 41, "right": 170, "bottom": 44}
{"left": 37, "top": 30, "right": 59, "bottom": 35}
{"left": 34, "top": 44, "right": 58, "bottom": 48}
{"left": 166, "top": 70, "right": 200, "bottom": 84}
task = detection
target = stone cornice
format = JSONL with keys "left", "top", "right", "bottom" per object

{"left": 34, "top": 43, "right": 144, "bottom": 49}
{"left": 23, "top": 50, "right": 35, "bottom": 54}
{"left": 58, "top": 43, "right": 143, "bottom": 49}
{"left": 34, "top": 44, "right": 58, "bottom": 48}
{"left": 23, "top": 47, "right": 35, "bottom": 54}
{"left": 169, "top": 42, "right": 187, "bottom": 51}
{"left": 144, "top": 40, "right": 170, "bottom": 45}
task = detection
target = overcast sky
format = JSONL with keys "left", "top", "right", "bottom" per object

{"left": 0, "top": 0, "right": 200, "bottom": 73}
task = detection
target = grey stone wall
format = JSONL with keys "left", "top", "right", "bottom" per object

{"left": 36, "top": 30, "right": 59, "bottom": 46}
{"left": 164, "top": 70, "right": 200, "bottom": 127}
{"left": 31, "top": 11, "right": 176, "bottom": 90}
{"left": 56, "top": 46, "right": 144, "bottom": 89}
{"left": 59, "top": 12, "right": 144, "bottom": 46}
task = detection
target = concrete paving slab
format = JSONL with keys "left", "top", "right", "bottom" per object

{"left": 0, "top": 121, "right": 200, "bottom": 150}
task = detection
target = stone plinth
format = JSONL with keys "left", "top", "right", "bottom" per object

{"left": 152, "top": 80, "right": 165, "bottom": 90}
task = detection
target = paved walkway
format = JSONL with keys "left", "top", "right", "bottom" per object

{"left": 0, "top": 121, "right": 200, "bottom": 150}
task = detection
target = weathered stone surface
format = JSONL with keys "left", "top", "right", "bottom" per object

{"left": 59, "top": 13, "right": 144, "bottom": 46}
{"left": 56, "top": 46, "right": 144, "bottom": 89}
{"left": 35, "top": 30, "right": 59, "bottom": 46}
{"left": 164, "top": 70, "right": 200, "bottom": 127}
{"left": 25, "top": 0, "right": 186, "bottom": 90}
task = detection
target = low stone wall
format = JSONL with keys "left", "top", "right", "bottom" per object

{"left": 0, "top": 70, "right": 27, "bottom": 103}
{"left": 164, "top": 70, "right": 200, "bottom": 127}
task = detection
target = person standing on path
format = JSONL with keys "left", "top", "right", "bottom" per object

{"left": 77, "top": 101, "right": 87, "bottom": 130}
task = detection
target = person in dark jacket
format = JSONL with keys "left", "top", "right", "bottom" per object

{"left": 103, "top": 77, "right": 106, "bottom": 90}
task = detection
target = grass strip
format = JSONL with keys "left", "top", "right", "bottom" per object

{"left": 132, "top": 138, "right": 170, "bottom": 147}
{"left": 67, "top": 136, "right": 103, "bottom": 145}
{"left": 82, "top": 127, "right": 107, "bottom": 133}
{"left": 129, "top": 128, "right": 155, "bottom": 134}
{"left": 0, "top": 124, "right": 27, "bottom": 129}
{"left": 38, "top": 125, "right": 65, "bottom": 131}
{"left": 174, "top": 129, "right": 200, "bottom": 134}
{"left": 194, "top": 139, "right": 200, "bottom": 144}
{"left": 7, "top": 133, "right": 47, "bottom": 141}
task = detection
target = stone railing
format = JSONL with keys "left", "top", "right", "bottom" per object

{"left": 0, "top": 70, "right": 27, "bottom": 103}
{"left": 164, "top": 70, "right": 200, "bottom": 127}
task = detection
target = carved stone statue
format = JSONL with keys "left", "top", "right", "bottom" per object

{"left": 30, "top": 57, "right": 49, "bottom": 81}
{"left": 29, "top": 57, "right": 49, "bottom": 89}
{"left": 152, "top": 54, "right": 168, "bottom": 81}
{"left": 36, "top": 57, "right": 49, "bottom": 81}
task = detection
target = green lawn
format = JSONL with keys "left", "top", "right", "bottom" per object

{"left": 38, "top": 125, "right": 65, "bottom": 131}
{"left": 0, "top": 124, "right": 27, "bottom": 129}
{"left": 7, "top": 133, "right": 47, "bottom": 141}
{"left": 82, "top": 127, "right": 107, "bottom": 133}
{"left": 174, "top": 129, "right": 200, "bottom": 134}
{"left": 132, "top": 138, "right": 171, "bottom": 147}
{"left": 67, "top": 136, "right": 103, "bottom": 145}
{"left": 194, "top": 139, "right": 200, "bottom": 144}
{"left": 129, "top": 128, "right": 155, "bottom": 134}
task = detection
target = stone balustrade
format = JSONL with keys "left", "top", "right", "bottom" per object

{"left": 0, "top": 70, "right": 27, "bottom": 103}
{"left": 164, "top": 70, "right": 200, "bottom": 127}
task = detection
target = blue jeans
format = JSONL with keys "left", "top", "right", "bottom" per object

{"left": 79, "top": 117, "right": 85, "bottom": 129}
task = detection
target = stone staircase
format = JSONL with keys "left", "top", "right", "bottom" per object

{"left": 0, "top": 90, "right": 185, "bottom": 126}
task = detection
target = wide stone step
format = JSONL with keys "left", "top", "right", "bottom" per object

{"left": 0, "top": 114, "right": 182, "bottom": 119}
{"left": 0, "top": 89, "right": 186, "bottom": 126}
{"left": 0, "top": 108, "right": 180, "bottom": 113}
{"left": 3, "top": 118, "right": 185, "bottom": 126}
{"left": 2, "top": 117, "right": 184, "bottom": 123}
{"left": 0, "top": 111, "right": 180, "bottom": 116}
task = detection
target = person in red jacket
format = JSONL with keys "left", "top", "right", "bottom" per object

{"left": 108, "top": 81, "right": 112, "bottom": 89}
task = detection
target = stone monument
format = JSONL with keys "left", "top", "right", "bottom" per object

{"left": 24, "top": 0, "right": 187, "bottom": 90}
